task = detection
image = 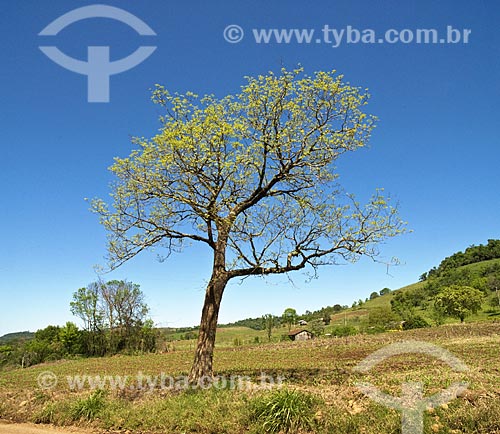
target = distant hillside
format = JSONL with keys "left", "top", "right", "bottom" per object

{"left": 425, "top": 239, "right": 500, "bottom": 279}
{"left": 0, "top": 331, "right": 34, "bottom": 344}
{"left": 330, "top": 257, "right": 500, "bottom": 328}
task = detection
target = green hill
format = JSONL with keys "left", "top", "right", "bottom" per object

{"left": 0, "top": 331, "right": 33, "bottom": 344}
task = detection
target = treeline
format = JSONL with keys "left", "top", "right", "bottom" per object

{"left": 424, "top": 239, "right": 500, "bottom": 279}
{"left": 220, "top": 304, "right": 349, "bottom": 331}
{"left": 0, "top": 280, "right": 158, "bottom": 369}
{"left": 70, "top": 280, "right": 156, "bottom": 356}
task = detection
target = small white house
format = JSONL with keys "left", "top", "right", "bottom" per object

{"left": 288, "top": 329, "right": 313, "bottom": 341}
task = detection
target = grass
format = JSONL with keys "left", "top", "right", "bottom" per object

{"left": 1, "top": 322, "right": 500, "bottom": 433}
{"left": 249, "top": 388, "right": 320, "bottom": 433}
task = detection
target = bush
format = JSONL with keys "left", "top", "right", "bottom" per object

{"left": 71, "top": 389, "right": 106, "bottom": 421}
{"left": 249, "top": 388, "right": 320, "bottom": 433}
{"left": 331, "top": 325, "right": 358, "bottom": 337}
{"left": 402, "top": 315, "right": 430, "bottom": 330}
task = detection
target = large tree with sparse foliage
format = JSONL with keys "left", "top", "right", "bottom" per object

{"left": 91, "top": 68, "right": 406, "bottom": 382}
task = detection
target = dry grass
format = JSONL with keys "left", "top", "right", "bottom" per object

{"left": 0, "top": 322, "right": 499, "bottom": 433}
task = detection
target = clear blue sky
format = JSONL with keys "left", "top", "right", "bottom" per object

{"left": 1, "top": 0, "right": 499, "bottom": 336}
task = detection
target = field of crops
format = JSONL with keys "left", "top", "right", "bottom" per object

{"left": 1, "top": 322, "right": 499, "bottom": 433}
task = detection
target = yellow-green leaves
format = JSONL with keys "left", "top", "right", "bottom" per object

{"left": 92, "top": 68, "right": 405, "bottom": 272}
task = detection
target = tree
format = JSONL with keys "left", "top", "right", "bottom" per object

{"left": 369, "top": 291, "right": 379, "bottom": 300}
{"left": 390, "top": 288, "right": 426, "bottom": 321}
{"left": 282, "top": 308, "right": 298, "bottom": 331}
{"left": 310, "top": 319, "right": 325, "bottom": 336}
{"left": 434, "top": 285, "right": 483, "bottom": 323}
{"left": 71, "top": 280, "right": 150, "bottom": 354}
{"left": 367, "top": 306, "right": 397, "bottom": 331}
{"left": 59, "top": 322, "right": 82, "bottom": 355}
{"left": 101, "top": 280, "right": 149, "bottom": 351}
{"left": 379, "top": 287, "right": 391, "bottom": 296}
{"left": 70, "top": 283, "right": 105, "bottom": 355}
{"left": 487, "top": 275, "right": 500, "bottom": 307}
{"left": 91, "top": 68, "right": 406, "bottom": 382}
{"left": 262, "top": 314, "right": 275, "bottom": 341}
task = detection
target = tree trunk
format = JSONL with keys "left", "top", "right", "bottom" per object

{"left": 188, "top": 264, "right": 229, "bottom": 384}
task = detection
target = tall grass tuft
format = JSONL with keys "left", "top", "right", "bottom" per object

{"left": 71, "top": 389, "right": 107, "bottom": 421}
{"left": 249, "top": 388, "right": 320, "bottom": 433}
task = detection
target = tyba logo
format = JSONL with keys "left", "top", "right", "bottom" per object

{"left": 39, "top": 4, "right": 157, "bottom": 103}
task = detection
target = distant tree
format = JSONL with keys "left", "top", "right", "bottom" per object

{"left": 71, "top": 280, "right": 150, "bottom": 354}
{"left": 333, "top": 304, "right": 343, "bottom": 312}
{"left": 262, "top": 314, "right": 276, "bottom": 341}
{"left": 434, "top": 285, "right": 483, "bottom": 323}
{"left": 59, "top": 322, "right": 82, "bottom": 355}
{"left": 390, "top": 288, "right": 425, "bottom": 321}
{"left": 70, "top": 283, "right": 105, "bottom": 356}
{"left": 430, "top": 302, "right": 447, "bottom": 326}
{"left": 139, "top": 319, "right": 157, "bottom": 352}
{"left": 34, "top": 325, "right": 61, "bottom": 343}
{"left": 379, "top": 287, "right": 391, "bottom": 296}
{"left": 101, "top": 280, "right": 149, "bottom": 351}
{"left": 487, "top": 275, "right": 500, "bottom": 307}
{"left": 419, "top": 273, "right": 428, "bottom": 282}
{"left": 367, "top": 307, "right": 397, "bottom": 331}
{"left": 310, "top": 319, "right": 325, "bottom": 336}
{"left": 369, "top": 291, "right": 379, "bottom": 300}
{"left": 282, "top": 308, "right": 297, "bottom": 331}
{"left": 24, "top": 325, "right": 64, "bottom": 365}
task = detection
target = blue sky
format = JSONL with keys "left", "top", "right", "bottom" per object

{"left": 1, "top": 0, "right": 499, "bottom": 336}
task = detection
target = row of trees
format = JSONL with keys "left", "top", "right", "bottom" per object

{"left": 1, "top": 280, "right": 156, "bottom": 369}
{"left": 70, "top": 280, "right": 155, "bottom": 356}
{"left": 423, "top": 239, "right": 500, "bottom": 280}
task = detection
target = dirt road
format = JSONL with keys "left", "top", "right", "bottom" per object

{"left": 0, "top": 421, "right": 94, "bottom": 434}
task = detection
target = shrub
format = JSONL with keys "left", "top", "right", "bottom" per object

{"left": 71, "top": 389, "right": 106, "bottom": 421}
{"left": 402, "top": 315, "right": 430, "bottom": 330}
{"left": 249, "top": 388, "right": 320, "bottom": 433}
{"left": 331, "top": 325, "right": 358, "bottom": 337}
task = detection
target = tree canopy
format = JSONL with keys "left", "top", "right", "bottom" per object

{"left": 434, "top": 285, "right": 483, "bottom": 322}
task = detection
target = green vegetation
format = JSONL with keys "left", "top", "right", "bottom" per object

{"left": 0, "top": 280, "right": 156, "bottom": 369}
{"left": 434, "top": 285, "right": 483, "bottom": 322}
{"left": 424, "top": 239, "right": 500, "bottom": 279}
{"left": 0, "top": 331, "right": 33, "bottom": 344}
{"left": 70, "top": 389, "right": 107, "bottom": 421}
{"left": 3, "top": 241, "right": 500, "bottom": 374}
{"left": 1, "top": 323, "right": 499, "bottom": 433}
{"left": 249, "top": 388, "right": 320, "bottom": 433}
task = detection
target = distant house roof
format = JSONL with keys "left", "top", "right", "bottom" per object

{"left": 288, "top": 329, "right": 312, "bottom": 337}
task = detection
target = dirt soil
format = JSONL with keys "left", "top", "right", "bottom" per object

{"left": 0, "top": 421, "right": 95, "bottom": 434}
